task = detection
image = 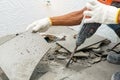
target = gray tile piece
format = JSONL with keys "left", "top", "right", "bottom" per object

{"left": 57, "top": 35, "right": 106, "bottom": 52}
{"left": 0, "top": 31, "right": 50, "bottom": 80}
{"left": 0, "top": 67, "right": 9, "bottom": 80}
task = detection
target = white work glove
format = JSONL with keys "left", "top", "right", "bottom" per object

{"left": 26, "top": 18, "right": 52, "bottom": 33}
{"left": 84, "top": 0, "right": 120, "bottom": 24}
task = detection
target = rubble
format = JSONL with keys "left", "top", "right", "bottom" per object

{"left": 30, "top": 62, "right": 50, "bottom": 80}
{"left": 107, "top": 42, "right": 120, "bottom": 52}
{"left": 56, "top": 55, "right": 66, "bottom": 60}
{"left": 39, "top": 27, "right": 111, "bottom": 68}
{"left": 89, "top": 52, "right": 97, "bottom": 59}
{"left": 88, "top": 57, "right": 102, "bottom": 64}
{"left": 87, "top": 43, "right": 101, "bottom": 49}
{"left": 41, "top": 39, "right": 109, "bottom": 68}
{"left": 73, "top": 52, "right": 89, "bottom": 58}
{"left": 57, "top": 34, "right": 107, "bottom": 53}
{"left": 0, "top": 68, "right": 9, "bottom": 80}
{"left": 92, "top": 48, "right": 104, "bottom": 54}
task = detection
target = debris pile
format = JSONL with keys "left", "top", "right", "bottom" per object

{"left": 39, "top": 27, "right": 111, "bottom": 68}
{"left": 42, "top": 39, "right": 111, "bottom": 68}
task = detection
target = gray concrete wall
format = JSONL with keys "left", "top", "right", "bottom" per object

{"left": 0, "top": 0, "right": 119, "bottom": 42}
{"left": 0, "top": 0, "right": 87, "bottom": 36}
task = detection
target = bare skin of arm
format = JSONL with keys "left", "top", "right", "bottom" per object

{"left": 50, "top": 7, "right": 87, "bottom": 26}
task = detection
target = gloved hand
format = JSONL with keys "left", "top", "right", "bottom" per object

{"left": 26, "top": 18, "right": 52, "bottom": 33}
{"left": 84, "top": 0, "right": 120, "bottom": 24}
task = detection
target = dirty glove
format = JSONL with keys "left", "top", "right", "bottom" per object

{"left": 84, "top": 0, "right": 120, "bottom": 24}
{"left": 26, "top": 18, "right": 52, "bottom": 33}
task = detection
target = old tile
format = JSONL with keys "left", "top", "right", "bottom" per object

{"left": 0, "top": 67, "right": 9, "bottom": 80}
{"left": 48, "top": 55, "right": 55, "bottom": 60}
{"left": 0, "top": 31, "right": 50, "bottom": 80}
{"left": 90, "top": 52, "right": 97, "bottom": 59}
{"left": 107, "top": 42, "right": 120, "bottom": 52}
{"left": 30, "top": 62, "right": 50, "bottom": 80}
{"left": 102, "top": 51, "right": 109, "bottom": 56}
{"left": 57, "top": 35, "right": 106, "bottom": 52}
{"left": 73, "top": 52, "right": 89, "bottom": 58}
{"left": 92, "top": 48, "right": 104, "bottom": 54}
{"left": 56, "top": 55, "right": 66, "bottom": 60}
{"left": 87, "top": 43, "right": 101, "bottom": 49}
{"left": 89, "top": 57, "right": 101, "bottom": 64}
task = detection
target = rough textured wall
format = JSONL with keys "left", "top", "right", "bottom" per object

{"left": 0, "top": 0, "right": 87, "bottom": 36}
{"left": 0, "top": 0, "right": 119, "bottom": 42}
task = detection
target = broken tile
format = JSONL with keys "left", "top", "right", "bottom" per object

{"left": 89, "top": 52, "right": 97, "bottom": 59}
{"left": 58, "top": 48, "right": 68, "bottom": 53}
{"left": 87, "top": 43, "right": 101, "bottom": 49}
{"left": 0, "top": 31, "right": 50, "bottom": 80}
{"left": 0, "top": 67, "right": 9, "bottom": 80}
{"left": 73, "top": 52, "right": 89, "bottom": 58}
{"left": 102, "top": 51, "right": 109, "bottom": 57}
{"left": 92, "top": 48, "right": 104, "bottom": 54}
{"left": 89, "top": 57, "right": 101, "bottom": 64}
{"left": 30, "top": 62, "right": 50, "bottom": 80}
{"left": 100, "top": 39, "right": 111, "bottom": 46}
{"left": 54, "top": 44, "right": 62, "bottom": 51}
{"left": 48, "top": 55, "right": 55, "bottom": 60}
{"left": 57, "top": 35, "right": 106, "bottom": 53}
{"left": 56, "top": 55, "right": 66, "bottom": 60}
{"left": 107, "top": 42, "right": 120, "bottom": 52}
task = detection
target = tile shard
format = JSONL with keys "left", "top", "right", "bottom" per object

{"left": 57, "top": 35, "right": 107, "bottom": 53}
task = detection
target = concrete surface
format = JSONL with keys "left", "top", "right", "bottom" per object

{"left": 77, "top": 61, "right": 120, "bottom": 80}
{"left": 0, "top": 31, "right": 50, "bottom": 80}
{"left": 38, "top": 61, "right": 120, "bottom": 80}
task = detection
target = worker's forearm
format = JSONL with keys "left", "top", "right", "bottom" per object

{"left": 50, "top": 7, "right": 87, "bottom": 26}
{"left": 112, "top": 0, "right": 120, "bottom": 2}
